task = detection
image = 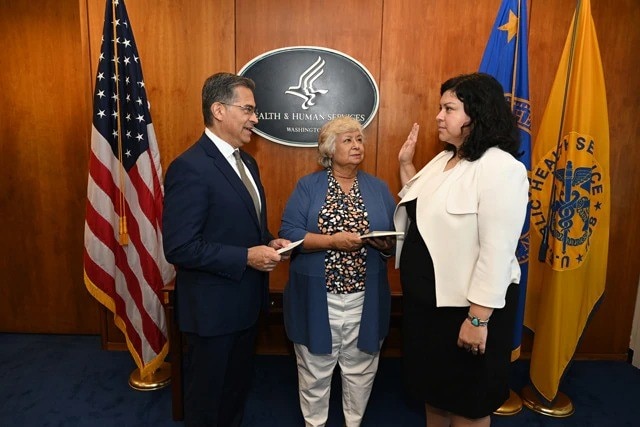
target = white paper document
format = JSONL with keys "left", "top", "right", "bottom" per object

{"left": 359, "top": 231, "right": 404, "bottom": 239}
{"left": 277, "top": 239, "right": 304, "bottom": 254}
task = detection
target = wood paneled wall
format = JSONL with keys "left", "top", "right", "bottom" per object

{"left": 0, "top": 1, "right": 96, "bottom": 333}
{"left": 1, "top": 0, "right": 638, "bottom": 358}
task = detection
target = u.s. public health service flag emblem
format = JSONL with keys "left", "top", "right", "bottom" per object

{"left": 530, "top": 131, "right": 606, "bottom": 271}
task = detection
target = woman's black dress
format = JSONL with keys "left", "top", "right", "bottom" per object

{"left": 399, "top": 199, "right": 518, "bottom": 419}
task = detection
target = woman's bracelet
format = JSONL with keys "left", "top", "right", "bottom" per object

{"left": 467, "top": 312, "right": 490, "bottom": 327}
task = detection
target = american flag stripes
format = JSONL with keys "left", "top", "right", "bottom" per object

{"left": 84, "top": 0, "right": 174, "bottom": 378}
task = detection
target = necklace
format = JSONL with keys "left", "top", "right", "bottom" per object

{"left": 332, "top": 170, "right": 356, "bottom": 179}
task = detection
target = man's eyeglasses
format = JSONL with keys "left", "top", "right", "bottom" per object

{"left": 219, "top": 102, "right": 259, "bottom": 116}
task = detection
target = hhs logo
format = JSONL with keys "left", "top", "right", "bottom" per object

{"left": 285, "top": 57, "right": 328, "bottom": 110}
{"left": 239, "top": 46, "right": 379, "bottom": 147}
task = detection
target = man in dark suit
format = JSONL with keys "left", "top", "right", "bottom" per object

{"left": 162, "top": 72, "right": 290, "bottom": 426}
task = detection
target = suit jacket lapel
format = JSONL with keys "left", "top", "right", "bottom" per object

{"left": 197, "top": 136, "right": 262, "bottom": 228}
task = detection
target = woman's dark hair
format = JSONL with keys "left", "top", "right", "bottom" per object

{"left": 440, "top": 73, "right": 521, "bottom": 161}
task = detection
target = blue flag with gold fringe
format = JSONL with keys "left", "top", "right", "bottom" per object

{"left": 479, "top": 0, "right": 531, "bottom": 361}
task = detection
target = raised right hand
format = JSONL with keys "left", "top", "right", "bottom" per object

{"left": 398, "top": 123, "right": 420, "bottom": 165}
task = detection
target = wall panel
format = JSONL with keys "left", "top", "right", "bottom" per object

{"left": 0, "top": 1, "right": 96, "bottom": 333}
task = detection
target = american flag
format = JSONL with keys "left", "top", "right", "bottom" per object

{"left": 84, "top": 0, "right": 175, "bottom": 378}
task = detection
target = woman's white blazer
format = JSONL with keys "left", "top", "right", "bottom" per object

{"left": 394, "top": 148, "right": 528, "bottom": 309}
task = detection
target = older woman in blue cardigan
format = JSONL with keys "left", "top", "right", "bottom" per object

{"left": 279, "top": 116, "right": 397, "bottom": 427}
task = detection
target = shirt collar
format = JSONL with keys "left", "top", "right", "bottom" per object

{"left": 204, "top": 127, "right": 236, "bottom": 160}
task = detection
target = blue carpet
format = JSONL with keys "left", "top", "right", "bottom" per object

{"left": 1, "top": 333, "right": 640, "bottom": 426}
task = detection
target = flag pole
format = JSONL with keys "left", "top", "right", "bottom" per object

{"left": 111, "top": 0, "right": 129, "bottom": 246}
{"left": 509, "top": 0, "right": 521, "bottom": 111}
{"left": 108, "top": 0, "right": 169, "bottom": 390}
{"left": 537, "top": 0, "right": 581, "bottom": 263}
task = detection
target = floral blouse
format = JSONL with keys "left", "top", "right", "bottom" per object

{"left": 318, "top": 170, "right": 370, "bottom": 294}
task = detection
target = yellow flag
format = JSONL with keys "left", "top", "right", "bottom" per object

{"left": 525, "top": 0, "right": 610, "bottom": 402}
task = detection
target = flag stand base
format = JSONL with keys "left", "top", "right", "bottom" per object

{"left": 128, "top": 362, "right": 171, "bottom": 391}
{"left": 493, "top": 389, "right": 522, "bottom": 416}
{"left": 521, "top": 384, "right": 574, "bottom": 417}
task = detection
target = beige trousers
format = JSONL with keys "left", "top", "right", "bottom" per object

{"left": 294, "top": 291, "right": 382, "bottom": 427}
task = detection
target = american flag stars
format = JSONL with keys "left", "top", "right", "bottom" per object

{"left": 92, "top": 7, "right": 150, "bottom": 172}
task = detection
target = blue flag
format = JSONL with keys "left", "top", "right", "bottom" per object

{"left": 479, "top": 0, "right": 531, "bottom": 361}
